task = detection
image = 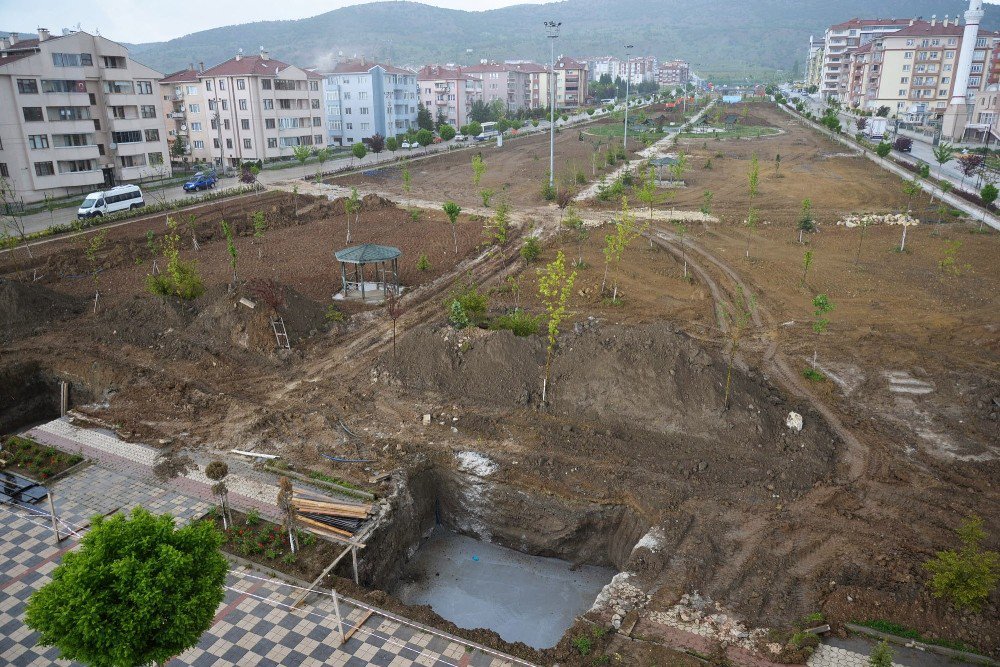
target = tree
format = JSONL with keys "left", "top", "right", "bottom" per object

{"left": 979, "top": 182, "right": 997, "bottom": 231}
{"left": 471, "top": 154, "right": 486, "bottom": 186}
{"left": 439, "top": 124, "right": 456, "bottom": 141}
{"left": 314, "top": 147, "right": 331, "bottom": 178}
{"left": 798, "top": 198, "right": 814, "bottom": 243}
{"left": 520, "top": 235, "right": 541, "bottom": 263}
{"left": 932, "top": 142, "right": 956, "bottom": 191}
{"left": 875, "top": 142, "right": 891, "bottom": 158}
{"left": 538, "top": 250, "right": 577, "bottom": 402}
{"left": 368, "top": 133, "right": 385, "bottom": 156}
{"left": 719, "top": 286, "right": 755, "bottom": 409}
{"left": 801, "top": 250, "right": 813, "bottom": 287}
{"left": 276, "top": 476, "right": 297, "bottom": 553}
{"left": 745, "top": 154, "right": 760, "bottom": 258}
{"left": 636, "top": 166, "right": 659, "bottom": 246}
{"left": 442, "top": 200, "right": 462, "bottom": 253}
{"left": 0, "top": 177, "right": 31, "bottom": 258}
{"left": 603, "top": 197, "right": 644, "bottom": 301}
{"left": 810, "top": 294, "right": 833, "bottom": 368}
{"left": 251, "top": 210, "right": 266, "bottom": 259}
{"left": 461, "top": 121, "right": 483, "bottom": 137}
{"left": 170, "top": 135, "right": 187, "bottom": 160}
{"left": 146, "top": 218, "right": 205, "bottom": 300}
{"left": 923, "top": 515, "right": 999, "bottom": 610}
{"left": 480, "top": 188, "right": 495, "bottom": 208}
{"left": 385, "top": 289, "right": 404, "bottom": 358}
{"left": 855, "top": 117, "right": 867, "bottom": 133}
{"left": 220, "top": 219, "right": 238, "bottom": 287}
{"left": 84, "top": 229, "right": 108, "bottom": 314}
{"left": 774, "top": 153, "right": 781, "bottom": 176}
{"left": 562, "top": 206, "right": 586, "bottom": 267}
{"left": 416, "top": 128, "right": 434, "bottom": 152}
{"left": 487, "top": 201, "right": 511, "bottom": 273}
{"left": 957, "top": 153, "right": 984, "bottom": 190}
{"left": 25, "top": 507, "right": 227, "bottom": 667}
{"left": 351, "top": 141, "right": 367, "bottom": 164}
{"left": 416, "top": 253, "right": 430, "bottom": 271}
{"left": 869, "top": 640, "right": 893, "bottom": 667}
{"left": 205, "top": 460, "right": 232, "bottom": 529}
{"left": 292, "top": 144, "right": 312, "bottom": 167}
{"left": 402, "top": 165, "right": 412, "bottom": 192}
{"left": 674, "top": 220, "right": 689, "bottom": 279}
{"left": 344, "top": 187, "right": 361, "bottom": 244}
{"left": 855, "top": 214, "right": 871, "bottom": 264}
{"left": 700, "top": 190, "right": 713, "bottom": 215}
{"left": 669, "top": 150, "right": 689, "bottom": 184}
{"left": 417, "top": 102, "right": 434, "bottom": 131}
{"left": 386, "top": 136, "right": 400, "bottom": 154}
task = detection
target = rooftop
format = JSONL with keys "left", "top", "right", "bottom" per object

{"left": 335, "top": 243, "right": 402, "bottom": 264}
{"left": 201, "top": 54, "right": 322, "bottom": 78}
{"left": 325, "top": 59, "right": 414, "bottom": 76}
{"left": 160, "top": 68, "right": 200, "bottom": 84}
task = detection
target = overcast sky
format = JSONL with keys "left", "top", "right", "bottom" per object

{"left": 0, "top": 0, "right": 550, "bottom": 43}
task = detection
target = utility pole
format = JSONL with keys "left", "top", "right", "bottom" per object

{"left": 623, "top": 44, "right": 634, "bottom": 158}
{"left": 545, "top": 21, "right": 561, "bottom": 189}
{"left": 215, "top": 106, "right": 224, "bottom": 171}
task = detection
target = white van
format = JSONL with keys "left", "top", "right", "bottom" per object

{"left": 77, "top": 185, "right": 145, "bottom": 219}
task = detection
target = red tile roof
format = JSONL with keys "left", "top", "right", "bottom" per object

{"left": 201, "top": 54, "right": 320, "bottom": 78}
{"left": 416, "top": 65, "right": 477, "bottom": 81}
{"left": 888, "top": 21, "right": 970, "bottom": 38}
{"left": 0, "top": 52, "right": 31, "bottom": 66}
{"left": 830, "top": 18, "right": 917, "bottom": 30}
{"left": 555, "top": 57, "right": 586, "bottom": 70}
{"left": 325, "top": 59, "right": 414, "bottom": 76}
{"left": 160, "top": 68, "right": 200, "bottom": 83}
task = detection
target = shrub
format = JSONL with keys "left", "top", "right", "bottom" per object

{"left": 541, "top": 180, "right": 556, "bottom": 201}
{"left": 450, "top": 281, "right": 489, "bottom": 324}
{"left": 448, "top": 300, "right": 470, "bottom": 329}
{"left": 145, "top": 260, "right": 205, "bottom": 300}
{"left": 491, "top": 309, "right": 541, "bottom": 336}
{"left": 802, "top": 368, "right": 825, "bottom": 382}
{"left": 923, "top": 514, "right": 1000, "bottom": 610}
{"left": 520, "top": 236, "right": 541, "bottom": 263}
{"left": 245, "top": 509, "right": 261, "bottom": 525}
{"left": 416, "top": 253, "right": 430, "bottom": 271}
{"left": 868, "top": 640, "right": 893, "bottom": 667}
{"left": 571, "top": 634, "right": 592, "bottom": 656}
{"left": 918, "top": 163, "right": 930, "bottom": 178}
{"left": 875, "top": 142, "right": 891, "bottom": 158}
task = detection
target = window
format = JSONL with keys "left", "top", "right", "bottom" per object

{"left": 243, "top": 138, "right": 252, "bottom": 149}
{"left": 900, "top": 77, "right": 909, "bottom": 84}
{"left": 330, "top": 120, "right": 342, "bottom": 130}
{"left": 213, "top": 139, "right": 220, "bottom": 149}
{"left": 118, "top": 154, "right": 146, "bottom": 168}
{"left": 112, "top": 130, "right": 142, "bottom": 144}
{"left": 345, "top": 107, "right": 352, "bottom": 115}
{"left": 265, "top": 118, "right": 275, "bottom": 129}
{"left": 41, "top": 79, "right": 87, "bottom": 93}
{"left": 945, "top": 64, "right": 953, "bottom": 72}
{"left": 343, "top": 92, "right": 351, "bottom": 100}
{"left": 262, "top": 79, "right": 272, "bottom": 90}
{"left": 899, "top": 89, "right": 906, "bottom": 96}
{"left": 188, "top": 103, "right": 200, "bottom": 113}
{"left": 971, "top": 64, "right": 984, "bottom": 74}
{"left": 314, "top": 134, "right": 322, "bottom": 144}
{"left": 903, "top": 65, "right": 911, "bottom": 71}
{"left": 358, "top": 91, "right": 368, "bottom": 100}
{"left": 346, "top": 122, "right": 353, "bottom": 130}
{"left": 904, "top": 52, "right": 913, "bottom": 59}
{"left": 17, "top": 79, "right": 38, "bottom": 94}
{"left": 193, "top": 140, "right": 205, "bottom": 149}
{"left": 221, "top": 100, "right": 228, "bottom": 111}
{"left": 218, "top": 79, "right": 226, "bottom": 90}
{"left": 52, "top": 53, "right": 93, "bottom": 67}
{"left": 976, "top": 38, "right": 987, "bottom": 48}
{"left": 312, "top": 117, "right": 321, "bottom": 126}
{"left": 0, "top": 164, "right": 7, "bottom": 178}
{"left": 23, "top": 107, "right": 43, "bottom": 121}
{"left": 360, "top": 122, "right": 370, "bottom": 130}
{"left": 309, "top": 80, "right": 319, "bottom": 91}
{"left": 237, "top": 79, "right": 246, "bottom": 90}
{"left": 207, "top": 99, "right": 215, "bottom": 110}
{"left": 101, "top": 55, "right": 126, "bottom": 68}
{"left": 311, "top": 99, "right": 320, "bottom": 109}
{"left": 239, "top": 99, "right": 247, "bottom": 111}
{"left": 223, "top": 119, "right": 230, "bottom": 130}
{"left": 226, "top": 139, "right": 233, "bottom": 149}
{"left": 241, "top": 119, "right": 250, "bottom": 130}
{"left": 140, "top": 105, "right": 157, "bottom": 118}
{"left": 186, "top": 85, "right": 198, "bottom": 95}
{"left": 274, "top": 79, "right": 298, "bottom": 91}
{"left": 34, "top": 161, "right": 55, "bottom": 176}
{"left": 103, "top": 80, "right": 134, "bottom": 94}
{"left": 359, "top": 106, "right": 369, "bottom": 115}
{"left": 948, "top": 38, "right": 957, "bottom": 46}
{"left": 267, "top": 138, "right": 277, "bottom": 148}
{"left": 969, "top": 76, "right": 981, "bottom": 87}
{"left": 191, "top": 122, "right": 203, "bottom": 131}
{"left": 28, "top": 135, "right": 49, "bottom": 149}
{"left": 144, "top": 129, "right": 160, "bottom": 142}
{"left": 210, "top": 119, "right": 218, "bottom": 130}
{"left": 942, "top": 77, "right": 950, "bottom": 84}
{"left": 263, "top": 99, "right": 274, "bottom": 109}
{"left": 53, "top": 133, "right": 91, "bottom": 147}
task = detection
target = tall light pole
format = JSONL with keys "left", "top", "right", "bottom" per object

{"left": 622, "top": 44, "right": 633, "bottom": 159}
{"left": 545, "top": 21, "right": 561, "bottom": 189}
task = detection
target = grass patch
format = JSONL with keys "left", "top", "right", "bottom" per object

{"left": 802, "top": 368, "right": 826, "bottom": 382}
{"left": 854, "top": 620, "right": 980, "bottom": 653}
{"left": 582, "top": 124, "right": 667, "bottom": 140}
{"left": 308, "top": 469, "right": 362, "bottom": 491}
{"left": 679, "top": 125, "right": 781, "bottom": 140}
{"left": 0, "top": 435, "right": 83, "bottom": 480}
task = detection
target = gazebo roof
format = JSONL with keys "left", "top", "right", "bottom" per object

{"left": 334, "top": 243, "right": 401, "bottom": 264}
{"left": 650, "top": 156, "right": 680, "bottom": 166}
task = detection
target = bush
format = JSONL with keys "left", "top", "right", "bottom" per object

{"left": 145, "top": 260, "right": 205, "bottom": 300}
{"left": 439, "top": 124, "right": 456, "bottom": 141}
{"left": 416, "top": 253, "right": 430, "bottom": 271}
{"left": 520, "top": 236, "right": 541, "bottom": 263}
{"left": 448, "top": 281, "right": 489, "bottom": 325}
{"left": 923, "top": 514, "right": 1000, "bottom": 610}
{"left": 571, "top": 634, "right": 592, "bottom": 656}
{"left": 490, "top": 309, "right": 541, "bottom": 336}
{"left": 802, "top": 368, "right": 825, "bottom": 382}
{"left": 541, "top": 180, "right": 556, "bottom": 201}
{"left": 868, "top": 640, "right": 893, "bottom": 667}
{"left": 448, "top": 300, "right": 470, "bottom": 329}
{"left": 875, "top": 142, "right": 891, "bottom": 158}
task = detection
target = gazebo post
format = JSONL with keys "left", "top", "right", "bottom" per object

{"left": 360, "top": 262, "right": 365, "bottom": 302}
{"left": 341, "top": 262, "right": 347, "bottom": 296}
{"left": 393, "top": 257, "right": 399, "bottom": 295}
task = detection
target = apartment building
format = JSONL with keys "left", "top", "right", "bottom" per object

{"left": 417, "top": 65, "right": 483, "bottom": 128}
{"left": 159, "top": 51, "right": 323, "bottom": 167}
{"left": 463, "top": 62, "right": 532, "bottom": 112}
{"left": 588, "top": 56, "right": 617, "bottom": 81}
{"left": 806, "top": 36, "right": 825, "bottom": 88}
{"left": 618, "top": 56, "right": 657, "bottom": 85}
{"left": 319, "top": 60, "right": 418, "bottom": 146}
{"left": 657, "top": 60, "right": 690, "bottom": 88}
{"left": 820, "top": 18, "right": 914, "bottom": 99}
{"left": 0, "top": 29, "right": 170, "bottom": 204}
{"left": 554, "top": 57, "right": 588, "bottom": 108}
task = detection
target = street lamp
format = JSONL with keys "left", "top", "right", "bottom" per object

{"left": 622, "top": 44, "right": 633, "bottom": 159}
{"left": 545, "top": 21, "right": 561, "bottom": 189}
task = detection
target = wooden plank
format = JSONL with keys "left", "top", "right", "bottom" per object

{"left": 298, "top": 515, "right": 355, "bottom": 538}
{"left": 343, "top": 610, "right": 373, "bottom": 643}
{"left": 231, "top": 449, "right": 278, "bottom": 459}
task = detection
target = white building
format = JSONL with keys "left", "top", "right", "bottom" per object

{"left": 820, "top": 18, "right": 915, "bottom": 99}
{"left": 319, "top": 59, "right": 418, "bottom": 146}
{"left": 0, "top": 29, "right": 170, "bottom": 204}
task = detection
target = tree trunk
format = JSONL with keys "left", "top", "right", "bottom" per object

{"left": 452, "top": 224, "right": 458, "bottom": 254}
{"left": 798, "top": 228, "right": 803, "bottom": 243}
{"left": 900, "top": 224, "right": 907, "bottom": 252}
{"left": 346, "top": 214, "right": 351, "bottom": 244}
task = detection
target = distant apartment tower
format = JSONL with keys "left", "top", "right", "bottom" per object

{"left": 554, "top": 57, "right": 588, "bottom": 107}
{"left": 588, "top": 56, "right": 618, "bottom": 81}
{"left": 417, "top": 65, "right": 483, "bottom": 128}
{"left": 463, "top": 62, "right": 532, "bottom": 111}
{"left": 320, "top": 60, "right": 418, "bottom": 146}
{"left": 0, "top": 29, "right": 170, "bottom": 204}
{"left": 657, "top": 60, "right": 690, "bottom": 87}
{"left": 820, "top": 18, "right": 914, "bottom": 99}
{"left": 806, "top": 36, "right": 825, "bottom": 87}
{"left": 618, "top": 56, "right": 657, "bottom": 85}
{"left": 159, "top": 50, "right": 323, "bottom": 167}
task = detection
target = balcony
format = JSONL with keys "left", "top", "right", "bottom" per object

{"left": 169, "top": 111, "right": 185, "bottom": 119}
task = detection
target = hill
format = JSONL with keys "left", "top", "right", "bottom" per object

{"left": 12, "top": 0, "right": 1000, "bottom": 80}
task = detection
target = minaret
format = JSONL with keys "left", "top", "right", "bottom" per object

{"left": 942, "top": 0, "right": 986, "bottom": 141}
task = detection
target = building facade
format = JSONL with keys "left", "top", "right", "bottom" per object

{"left": 820, "top": 18, "right": 914, "bottom": 99}
{"left": 417, "top": 65, "right": 483, "bottom": 129}
{"left": 657, "top": 60, "right": 690, "bottom": 88}
{"left": 320, "top": 60, "right": 418, "bottom": 146}
{"left": 0, "top": 30, "right": 170, "bottom": 204}
{"left": 553, "top": 57, "right": 588, "bottom": 108}
{"left": 806, "top": 36, "right": 825, "bottom": 88}
{"left": 159, "top": 51, "right": 323, "bottom": 167}
{"left": 462, "top": 62, "right": 532, "bottom": 112}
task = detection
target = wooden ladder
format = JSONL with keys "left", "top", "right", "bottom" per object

{"left": 271, "top": 317, "right": 290, "bottom": 349}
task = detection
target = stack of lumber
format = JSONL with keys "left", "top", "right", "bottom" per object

{"left": 292, "top": 491, "right": 373, "bottom": 538}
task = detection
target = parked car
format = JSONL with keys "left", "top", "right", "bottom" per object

{"left": 453, "top": 133, "right": 468, "bottom": 142}
{"left": 400, "top": 141, "right": 415, "bottom": 149}
{"left": 183, "top": 171, "right": 217, "bottom": 191}
{"left": 77, "top": 185, "right": 144, "bottom": 219}
{"left": 432, "top": 136, "right": 443, "bottom": 144}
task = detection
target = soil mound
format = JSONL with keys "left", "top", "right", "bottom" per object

{"left": 0, "top": 278, "right": 81, "bottom": 343}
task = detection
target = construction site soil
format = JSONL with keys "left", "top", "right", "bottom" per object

{"left": 1, "top": 100, "right": 997, "bottom": 661}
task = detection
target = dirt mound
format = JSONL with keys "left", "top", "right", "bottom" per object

{"left": 0, "top": 278, "right": 82, "bottom": 343}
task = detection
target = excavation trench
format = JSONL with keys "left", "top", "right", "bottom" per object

{"left": 359, "top": 461, "right": 649, "bottom": 649}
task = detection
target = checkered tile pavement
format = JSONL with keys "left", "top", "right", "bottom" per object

{"left": 0, "top": 459, "right": 529, "bottom": 666}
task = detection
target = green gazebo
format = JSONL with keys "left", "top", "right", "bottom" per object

{"left": 334, "top": 243, "right": 401, "bottom": 302}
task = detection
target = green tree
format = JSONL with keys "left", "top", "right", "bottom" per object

{"left": 292, "top": 144, "right": 312, "bottom": 167}
{"left": 604, "top": 197, "right": 643, "bottom": 301}
{"left": 538, "top": 250, "right": 577, "bottom": 402}
{"left": 480, "top": 188, "right": 495, "bottom": 208}
{"left": 146, "top": 218, "right": 204, "bottom": 300}
{"left": 25, "top": 507, "right": 227, "bottom": 667}
{"left": 170, "top": 136, "right": 187, "bottom": 160}
{"left": 351, "top": 141, "right": 367, "bottom": 164}
{"left": 251, "top": 210, "right": 266, "bottom": 259}
{"left": 869, "top": 640, "right": 893, "bottom": 667}
{"left": 314, "top": 147, "right": 331, "bottom": 178}
{"left": 443, "top": 200, "right": 462, "bottom": 253}
{"left": 402, "top": 164, "right": 412, "bottom": 193}
{"left": 439, "top": 124, "right": 456, "bottom": 141}
{"left": 416, "top": 128, "right": 434, "bottom": 152}
{"left": 563, "top": 206, "right": 587, "bottom": 267}
{"left": 924, "top": 515, "right": 1000, "bottom": 610}
{"left": 385, "top": 136, "right": 399, "bottom": 153}
{"left": 344, "top": 187, "right": 361, "bottom": 244}
{"left": 520, "top": 235, "right": 541, "bottom": 263}
{"left": 669, "top": 150, "right": 689, "bottom": 184}
{"left": 472, "top": 154, "right": 486, "bottom": 186}
{"left": 220, "top": 219, "right": 238, "bottom": 287}
{"left": 801, "top": 250, "right": 813, "bottom": 287}
{"left": 746, "top": 154, "right": 760, "bottom": 258}
{"left": 979, "top": 182, "right": 997, "bottom": 231}
{"left": 798, "top": 198, "right": 814, "bottom": 243}
{"left": 700, "top": 190, "right": 713, "bottom": 215}
{"left": 636, "top": 166, "right": 659, "bottom": 246}
{"left": 416, "top": 102, "right": 434, "bottom": 131}
{"left": 875, "top": 142, "right": 891, "bottom": 158}
{"left": 416, "top": 253, "right": 430, "bottom": 271}
{"left": 810, "top": 293, "right": 833, "bottom": 368}
{"left": 932, "top": 142, "right": 956, "bottom": 193}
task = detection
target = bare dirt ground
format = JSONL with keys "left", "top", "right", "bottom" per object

{"left": 2, "top": 100, "right": 998, "bottom": 662}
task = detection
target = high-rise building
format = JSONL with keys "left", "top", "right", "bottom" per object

{"left": 806, "top": 36, "right": 825, "bottom": 88}
{"left": 462, "top": 62, "right": 533, "bottom": 111}
{"left": 417, "top": 65, "right": 483, "bottom": 129}
{"left": 319, "top": 59, "right": 418, "bottom": 146}
{"left": 0, "top": 29, "right": 170, "bottom": 204}
{"left": 657, "top": 60, "right": 690, "bottom": 88}
{"left": 820, "top": 18, "right": 914, "bottom": 99}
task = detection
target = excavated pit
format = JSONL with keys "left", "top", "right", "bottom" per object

{"left": 359, "top": 461, "right": 649, "bottom": 648}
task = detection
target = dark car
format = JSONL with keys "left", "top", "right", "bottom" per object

{"left": 183, "top": 171, "right": 217, "bottom": 191}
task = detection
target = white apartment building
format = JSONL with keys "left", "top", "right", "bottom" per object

{"left": 159, "top": 50, "right": 323, "bottom": 167}
{"left": 821, "top": 18, "right": 914, "bottom": 99}
{"left": 417, "top": 65, "right": 483, "bottom": 129}
{"left": 806, "top": 36, "right": 825, "bottom": 88}
{"left": 463, "top": 62, "right": 532, "bottom": 111}
{"left": 319, "top": 60, "right": 418, "bottom": 146}
{"left": 618, "top": 56, "right": 657, "bottom": 85}
{"left": 0, "top": 29, "right": 170, "bottom": 204}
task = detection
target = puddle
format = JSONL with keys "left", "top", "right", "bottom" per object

{"left": 391, "top": 527, "right": 615, "bottom": 648}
